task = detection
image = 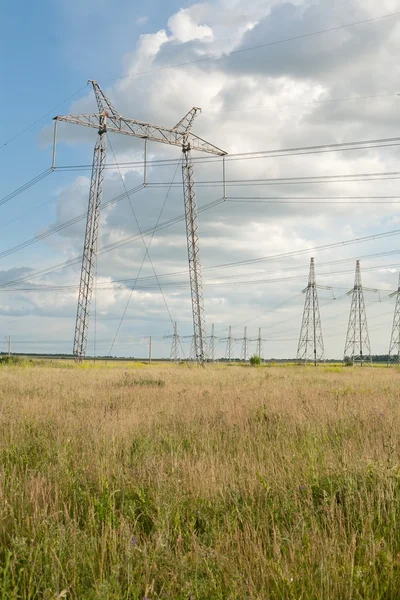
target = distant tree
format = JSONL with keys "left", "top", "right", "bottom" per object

{"left": 250, "top": 355, "right": 261, "bottom": 366}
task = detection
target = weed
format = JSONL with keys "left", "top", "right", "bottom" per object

{"left": 0, "top": 364, "right": 399, "bottom": 598}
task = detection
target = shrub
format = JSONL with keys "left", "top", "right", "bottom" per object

{"left": 0, "top": 355, "right": 22, "bottom": 366}
{"left": 249, "top": 355, "right": 261, "bottom": 366}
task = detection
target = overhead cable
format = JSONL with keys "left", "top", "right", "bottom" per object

{"left": 0, "top": 168, "right": 53, "bottom": 208}
{"left": 103, "top": 10, "right": 400, "bottom": 83}
{"left": 0, "top": 84, "right": 89, "bottom": 150}
{"left": 55, "top": 134, "right": 400, "bottom": 170}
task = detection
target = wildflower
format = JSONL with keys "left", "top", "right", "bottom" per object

{"left": 131, "top": 536, "right": 138, "bottom": 547}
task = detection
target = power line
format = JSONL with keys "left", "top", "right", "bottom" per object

{"left": 1, "top": 220, "right": 400, "bottom": 293}
{"left": 0, "top": 184, "right": 145, "bottom": 260}
{"left": 102, "top": 10, "right": 400, "bottom": 83}
{"left": 0, "top": 168, "right": 53, "bottom": 208}
{"left": 226, "top": 197, "right": 400, "bottom": 204}
{"left": 106, "top": 138, "right": 181, "bottom": 357}
{"left": 0, "top": 179, "right": 87, "bottom": 233}
{"left": 55, "top": 134, "right": 400, "bottom": 170}
{"left": 67, "top": 248, "right": 400, "bottom": 291}
{"left": 0, "top": 198, "right": 224, "bottom": 290}
{"left": 210, "top": 92, "right": 400, "bottom": 114}
{"left": 0, "top": 84, "right": 89, "bottom": 150}
{"left": 204, "top": 228, "right": 400, "bottom": 272}
{"left": 3, "top": 9, "right": 395, "bottom": 155}
{"left": 5, "top": 259, "right": 400, "bottom": 294}
{"left": 4, "top": 244, "right": 398, "bottom": 293}
{"left": 142, "top": 170, "right": 400, "bottom": 187}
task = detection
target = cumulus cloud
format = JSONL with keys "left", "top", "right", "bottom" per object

{"left": 9, "top": 0, "right": 400, "bottom": 358}
{"left": 168, "top": 6, "right": 214, "bottom": 43}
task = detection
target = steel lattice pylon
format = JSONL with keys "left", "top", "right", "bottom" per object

{"left": 73, "top": 125, "right": 107, "bottom": 359}
{"left": 240, "top": 327, "right": 248, "bottom": 362}
{"left": 54, "top": 81, "right": 226, "bottom": 363}
{"left": 344, "top": 260, "right": 372, "bottom": 365}
{"left": 170, "top": 322, "right": 180, "bottom": 362}
{"left": 182, "top": 141, "right": 207, "bottom": 362}
{"left": 297, "top": 257, "right": 325, "bottom": 365}
{"left": 388, "top": 273, "right": 400, "bottom": 365}
{"left": 256, "top": 327, "right": 266, "bottom": 362}
{"left": 209, "top": 323, "right": 216, "bottom": 362}
{"left": 221, "top": 326, "right": 234, "bottom": 362}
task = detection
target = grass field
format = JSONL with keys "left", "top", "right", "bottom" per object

{"left": 1, "top": 360, "right": 400, "bottom": 599}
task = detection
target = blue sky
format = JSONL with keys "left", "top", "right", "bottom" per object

{"left": 1, "top": 0, "right": 400, "bottom": 359}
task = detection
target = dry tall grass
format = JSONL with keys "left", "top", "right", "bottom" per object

{"left": 1, "top": 361, "right": 400, "bottom": 599}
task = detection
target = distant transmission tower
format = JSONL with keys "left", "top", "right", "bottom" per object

{"left": 240, "top": 327, "right": 249, "bottom": 362}
{"left": 344, "top": 260, "right": 372, "bottom": 365}
{"left": 209, "top": 323, "right": 216, "bottom": 362}
{"left": 256, "top": 327, "right": 266, "bottom": 362}
{"left": 188, "top": 335, "right": 196, "bottom": 361}
{"left": 221, "top": 326, "right": 234, "bottom": 362}
{"left": 297, "top": 257, "right": 325, "bottom": 365}
{"left": 163, "top": 322, "right": 180, "bottom": 362}
{"left": 388, "top": 273, "right": 400, "bottom": 365}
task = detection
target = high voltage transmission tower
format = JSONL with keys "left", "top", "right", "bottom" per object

{"left": 221, "top": 326, "right": 234, "bottom": 362}
{"left": 388, "top": 273, "right": 400, "bottom": 365}
{"left": 164, "top": 322, "right": 180, "bottom": 362}
{"left": 238, "top": 327, "right": 249, "bottom": 362}
{"left": 54, "top": 80, "right": 226, "bottom": 362}
{"left": 297, "top": 258, "right": 325, "bottom": 365}
{"left": 208, "top": 323, "right": 216, "bottom": 362}
{"left": 344, "top": 260, "right": 372, "bottom": 365}
{"left": 255, "top": 327, "right": 266, "bottom": 361}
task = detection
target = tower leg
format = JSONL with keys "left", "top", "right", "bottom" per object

{"left": 182, "top": 144, "right": 207, "bottom": 363}
{"left": 73, "top": 130, "right": 107, "bottom": 361}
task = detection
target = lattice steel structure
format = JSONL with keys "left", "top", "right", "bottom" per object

{"left": 344, "top": 260, "right": 372, "bottom": 365}
{"left": 388, "top": 273, "right": 400, "bottom": 365}
{"left": 208, "top": 323, "right": 216, "bottom": 362}
{"left": 256, "top": 327, "right": 266, "bottom": 362}
{"left": 182, "top": 144, "right": 207, "bottom": 362}
{"left": 297, "top": 257, "right": 325, "bottom": 365}
{"left": 54, "top": 81, "right": 226, "bottom": 362}
{"left": 170, "top": 322, "right": 180, "bottom": 362}
{"left": 73, "top": 121, "right": 107, "bottom": 360}
{"left": 221, "top": 326, "right": 234, "bottom": 362}
{"left": 163, "top": 322, "right": 181, "bottom": 362}
{"left": 240, "top": 327, "right": 249, "bottom": 362}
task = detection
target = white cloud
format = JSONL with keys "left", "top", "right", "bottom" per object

{"left": 136, "top": 16, "right": 148, "bottom": 25}
{"left": 17, "top": 0, "right": 400, "bottom": 358}
{"left": 168, "top": 6, "right": 214, "bottom": 43}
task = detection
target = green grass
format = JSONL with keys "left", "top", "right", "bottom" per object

{"left": 0, "top": 364, "right": 400, "bottom": 598}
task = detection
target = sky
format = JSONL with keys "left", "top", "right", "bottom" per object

{"left": 1, "top": 0, "right": 400, "bottom": 359}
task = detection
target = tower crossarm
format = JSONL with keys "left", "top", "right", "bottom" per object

{"left": 89, "top": 80, "right": 120, "bottom": 118}
{"left": 173, "top": 107, "right": 202, "bottom": 133}
{"left": 346, "top": 285, "right": 378, "bottom": 295}
{"left": 53, "top": 113, "right": 226, "bottom": 156}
